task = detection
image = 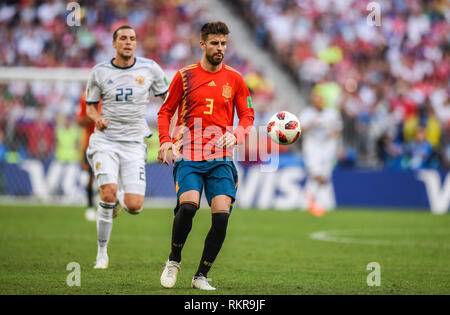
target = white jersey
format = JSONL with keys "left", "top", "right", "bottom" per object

{"left": 300, "top": 106, "right": 342, "bottom": 146}
{"left": 85, "top": 57, "right": 168, "bottom": 142}
{"left": 300, "top": 106, "right": 342, "bottom": 178}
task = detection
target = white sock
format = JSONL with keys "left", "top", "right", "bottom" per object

{"left": 307, "top": 179, "right": 320, "bottom": 201}
{"left": 96, "top": 201, "right": 115, "bottom": 255}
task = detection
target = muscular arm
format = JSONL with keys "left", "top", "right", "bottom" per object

{"left": 232, "top": 77, "right": 255, "bottom": 145}
{"left": 86, "top": 103, "right": 107, "bottom": 131}
{"left": 158, "top": 71, "right": 183, "bottom": 145}
{"left": 77, "top": 115, "right": 92, "bottom": 127}
{"left": 85, "top": 68, "right": 104, "bottom": 130}
{"left": 157, "top": 72, "right": 183, "bottom": 164}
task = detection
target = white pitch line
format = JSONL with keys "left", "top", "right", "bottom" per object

{"left": 310, "top": 230, "right": 450, "bottom": 249}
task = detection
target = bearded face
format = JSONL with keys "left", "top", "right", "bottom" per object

{"left": 201, "top": 34, "right": 227, "bottom": 67}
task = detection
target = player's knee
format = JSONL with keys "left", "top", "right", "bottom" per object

{"left": 124, "top": 200, "right": 144, "bottom": 213}
{"left": 211, "top": 195, "right": 232, "bottom": 212}
{"left": 100, "top": 187, "right": 116, "bottom": 204}
{"left": 102, "top": 195, "right": 116, "bottom": 204}
{"left": 312, "top": 175, "right": 328, "bottom": 185}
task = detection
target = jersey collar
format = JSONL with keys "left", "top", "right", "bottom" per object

{"left": 111, "top": 57, "right": 136, "bottom": 69}
{"left": 198, "top": 61, "right": 225, "bottom": 74}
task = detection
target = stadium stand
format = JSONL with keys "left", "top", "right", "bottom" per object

{"left": 227, "top": 0, "right": 449, "bottom": 169}
{"left": 0, "top": 0, "right": 281, "bottom": 167}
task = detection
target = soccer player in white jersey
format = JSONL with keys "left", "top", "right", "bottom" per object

{"left": 85, "top": 25, "right": 168, "bottom": 269}
{"left": 299, "top": 91, "right": 342, "bottom": 216}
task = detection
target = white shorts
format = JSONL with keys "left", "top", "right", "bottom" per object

{"left": 303, "top": 139, "right": 338, "bottom": 180}
{"left": 304, "top": 154, "right": 335, "bottom": 180}
{"left": 86, "top": 133, "right": 147, "bottom": 195}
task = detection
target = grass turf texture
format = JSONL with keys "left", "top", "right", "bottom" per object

{"left": 0, "top": 204, "right": 449, "bottom": 295}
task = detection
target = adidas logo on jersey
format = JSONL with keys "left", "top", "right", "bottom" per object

{"left": 208, "top": 81, "right": 216, "bottom": 87}
{"left": 107, "top": 79, "right": 113, "bottom": 84}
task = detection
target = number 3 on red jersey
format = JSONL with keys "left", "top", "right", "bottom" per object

{"left": 204, "top": 98, "right": 214, "bottom": 115}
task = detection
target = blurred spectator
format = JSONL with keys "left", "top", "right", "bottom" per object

{"left": 376, "top": 132, "right": 403, "bottom": 169}
{"left": 0, "top": 129, "right": 6, "bottom": 162}
{"left": 439, "top": 122, "right": 450, "bottom": 169}
{"left": 402, "top": 126, "right": 437, "bottom": 170}
{"left": 229, "top": 0, "right": 449, "bottom": 170}
{"left": 22, "top": 109, "right": 54, "bottom": 161}
{"left": 55, "top": 116, "right": 80, "bottom": 163}
{"left": 0, "top": 0, "right": 276, "bottom": 163}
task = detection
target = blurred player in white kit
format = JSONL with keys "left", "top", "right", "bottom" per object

{"left": 85, "top": 25, "right": 168, "bottom": 269}
{"left": 299, "top": 91, "right": 342, "bottom": 216}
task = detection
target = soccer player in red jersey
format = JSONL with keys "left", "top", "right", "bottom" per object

{"left": 157, "top": 21, "right": 254, "bottom": 290}
{"left": 77, "top": 92, "right": 102, "bottom": 222}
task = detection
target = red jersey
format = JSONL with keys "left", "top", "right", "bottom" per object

{"left": 77, "top": 92, "right": 102, "bottom": 150}
{"left": 158, "top": 62, "right": 255, "bottom": 161}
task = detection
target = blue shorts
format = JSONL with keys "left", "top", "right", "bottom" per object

{"left": 173, "top": 159, "right": 239, "bottom": 210}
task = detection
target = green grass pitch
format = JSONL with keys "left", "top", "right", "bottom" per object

{"left": 0, "top": 204, "right": 449, "bottom": 295}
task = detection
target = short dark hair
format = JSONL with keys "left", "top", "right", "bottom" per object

{"left": 200, "top": 21, "right": 230, "bottom": 42}
{"left": 113, "top": 25, "right": 135, "bottom": 41}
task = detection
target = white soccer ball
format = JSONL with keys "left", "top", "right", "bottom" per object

{"left": 267, "top": 111, "right": 301, "bottom": 145}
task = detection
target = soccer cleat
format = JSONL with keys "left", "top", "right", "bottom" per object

{"left": 84, "top": 207, "right": 97, "bottom": 222}
{"left": 191, "top": 276, "right": 216, "bottom": 291}
{"left": 306, "top": 193, "right": 325, "bottom": 217}
{"left": 94, "top": 254, "right": 109, "bottom": 269}
{"left": 308, "top": 202, "right": 326, "bottom": 217}
{"left": 112, "top": 201, "right": 123, "bottom": 219}
{"left": 160, "top": 260, "right": 181, "bottom": 288}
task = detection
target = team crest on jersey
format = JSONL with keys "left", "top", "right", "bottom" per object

{"left": 135, "top": 75, "right": 145, "bottom": 86}
{"left": 222, "top": 84, "right": 232, "bottom": 98}
{"left": 95, "top": 161, "right": 101, "bottom": 171}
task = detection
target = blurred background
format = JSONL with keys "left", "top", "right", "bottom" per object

{"left": 0, "top": 0, "right": 448, "bottom": 213}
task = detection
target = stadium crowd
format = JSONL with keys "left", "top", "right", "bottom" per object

{"left": 0, "top": 0, "right": 276, "bottom": 164}
{"left": 0, "top": 0, "right": 449, "bottom": 171}
{"left": 229, "top": 0, "right": 449, "bottom": 170}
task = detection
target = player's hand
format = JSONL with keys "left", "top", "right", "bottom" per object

{"left": 216, "top": 131, "right": 237, "bottom": 149}
{"left": 95, "top": 117, "right": 108, "bottom": 131}
{"left": 158, "top": 141, "right": 179, "bottom": 165}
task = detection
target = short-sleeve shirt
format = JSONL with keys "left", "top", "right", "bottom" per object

{"left": 299, "top": 106, "right": 342, "bottom": 145}
{"left": 85, "top": 57, "right": 168, "bottom": 142}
